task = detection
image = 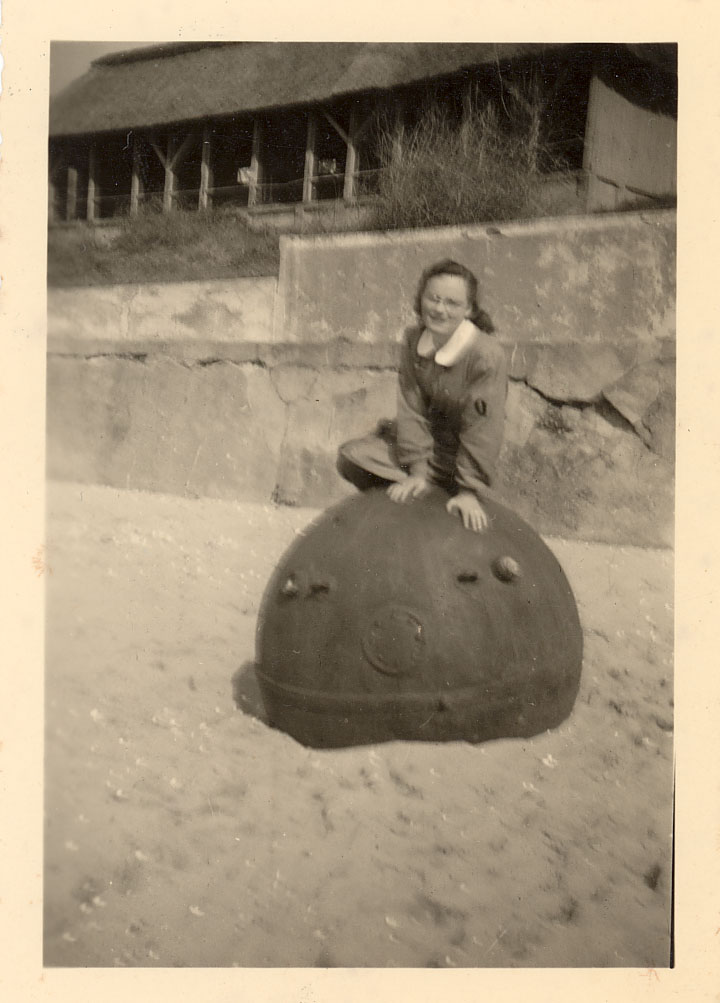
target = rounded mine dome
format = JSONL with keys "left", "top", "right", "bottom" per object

{"left": 255, "top": 488, "right": 583, "bottom": 748}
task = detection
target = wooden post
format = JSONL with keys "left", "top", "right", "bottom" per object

{"left": 130, "top": 137, "right": 142, "bottom": 215}
{"left": 66, "top": 165, "right": 78, "bottom": 221}
{"left": 343, "top": 106, "right": 359, "bottom": 201}
{"left": 48, "top": 179, "right": 57, "bottom": 224}
{"left": 87, "top": 146, "right": 97, "bottom": 222}
{"left": 582, "top": 74, "right": 601, "bottom": 212}
{"left": 322, "top": 106, "right": 372, "bottom": 201}
{"left": 248, "top": 118, "right": 263, "bottom": 207}
{"left": 199, "top": 124, "right": 213, "bottom": 210}
{"left": 163, "top": 134, "right": 176, "bottom": 212}
{"left": 303, "top": 111, "right": 317, "bottom": 203}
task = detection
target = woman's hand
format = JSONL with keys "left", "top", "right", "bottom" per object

{"left": 446, "top": 491, "right": 489, "bottom": 532}
{"left": 387, "top": 475, "right": 432, "bottom": 504}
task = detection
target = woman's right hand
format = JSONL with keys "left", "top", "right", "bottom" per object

{"left": 387, "top": 476, "right": 432, "bottom": 504}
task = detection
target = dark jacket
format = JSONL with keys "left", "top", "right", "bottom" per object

{"left": 395, "top": 323, "right": 508, "bottom": 495}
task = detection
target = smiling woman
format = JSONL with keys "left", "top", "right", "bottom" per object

{"left": 338, "top": 258, "right": 508, "bottom": 534}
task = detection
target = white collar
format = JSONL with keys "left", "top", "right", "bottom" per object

{"left": 417, "top": 319, "right": 478, "bottom": 367}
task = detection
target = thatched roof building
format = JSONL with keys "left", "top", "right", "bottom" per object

{"left": 48, "top": 42, "right": 677, "bottom": 226}
{"left": 50, "top": 42, "right": 552, "bottom": 137}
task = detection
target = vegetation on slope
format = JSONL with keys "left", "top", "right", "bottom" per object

{"left": 47, "top": 207, "right": 281, "bottom": 287}
{"left": 48, "top": 88, "right": 573, "bottom": 287}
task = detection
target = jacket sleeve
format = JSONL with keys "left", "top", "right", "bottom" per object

{"left": 395, "top": 334, "right": 434, "bottom": 479}
{"left": 454, "top": 343, "right": 508, "bottom": 496}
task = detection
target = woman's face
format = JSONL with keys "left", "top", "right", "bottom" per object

{"left": 420, "top": 274, "right": 472, "bottom": 339}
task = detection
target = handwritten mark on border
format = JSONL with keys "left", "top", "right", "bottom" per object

{"left": 32, "top": 545, "right": 52, "bottom": 578}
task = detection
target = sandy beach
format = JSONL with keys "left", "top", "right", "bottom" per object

{"left": 44, "top": 480, "right": 673, "bottom": 968}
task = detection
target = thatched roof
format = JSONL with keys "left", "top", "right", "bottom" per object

{"left": 46, "top": 42, "right": 554, "bottom": 138}
{"left": 49, "top": 41, "right": 676, "bottom": 139}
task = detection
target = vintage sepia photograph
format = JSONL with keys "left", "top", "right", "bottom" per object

{"left": 43, "top": 41, "right": 676, "bottom": 968}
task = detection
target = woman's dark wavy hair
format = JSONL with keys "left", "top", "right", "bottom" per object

{"left": 414, "top": 258, "right": 495, "bottom": 333}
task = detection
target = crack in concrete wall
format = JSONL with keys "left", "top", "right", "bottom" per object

{"left": 511, "top": 376, "right": 651, "bottom": 450}
{"left": 82, "top": 352, "right": 149, "bottom": 363}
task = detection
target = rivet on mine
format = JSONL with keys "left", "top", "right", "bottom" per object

{"left": 281, "top": 576, "right": 299, "bottom": 597}
{"left": 493, "top": 556, "right": 522, "bottom": 582}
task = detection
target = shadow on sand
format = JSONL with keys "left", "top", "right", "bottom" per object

{"left": 231, "top": 660, "right": 269, "bottom": 725}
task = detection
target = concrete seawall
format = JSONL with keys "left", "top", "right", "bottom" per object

{"left": 48, "top": 276, "right": 278, "bottom": 346}
{"left": 47, "top": 210, "right": 675, "bottom": 546}
{"left": 277, "top": 212, "right": 675, "bottom": 346}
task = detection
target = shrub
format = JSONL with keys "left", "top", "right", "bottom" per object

{"left": 370, "top": 87, "right": 570, "bottom": 231}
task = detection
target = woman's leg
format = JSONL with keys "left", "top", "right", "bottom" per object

{"left": 337, "top": 424, "right": 406, "bottom": 491}
{"left": 336, "top": 451, "right": 391, "bottom": 492}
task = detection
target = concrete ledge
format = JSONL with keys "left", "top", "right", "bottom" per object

{"left": 48, "top": 276, "right": 278, "bottom": 345}
{"left": 47, "top": 337, "right": 402, "bottom": 370}
{"left": 48, "top": 333, "right": 675, "bottom": 375}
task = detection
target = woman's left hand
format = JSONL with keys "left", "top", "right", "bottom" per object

{"left": 446, "top": 491, "right": 489, "bottom": 532}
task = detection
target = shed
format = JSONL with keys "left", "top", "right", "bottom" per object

{"left": 48, "top": 42, "right": 677, "bottom": 227}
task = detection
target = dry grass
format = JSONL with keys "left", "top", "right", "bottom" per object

{"left": 47, "top": 207, "right": 280, "bottom": 287}
{"left": 370, "top": 87, "right": 572, "bottom": 231}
